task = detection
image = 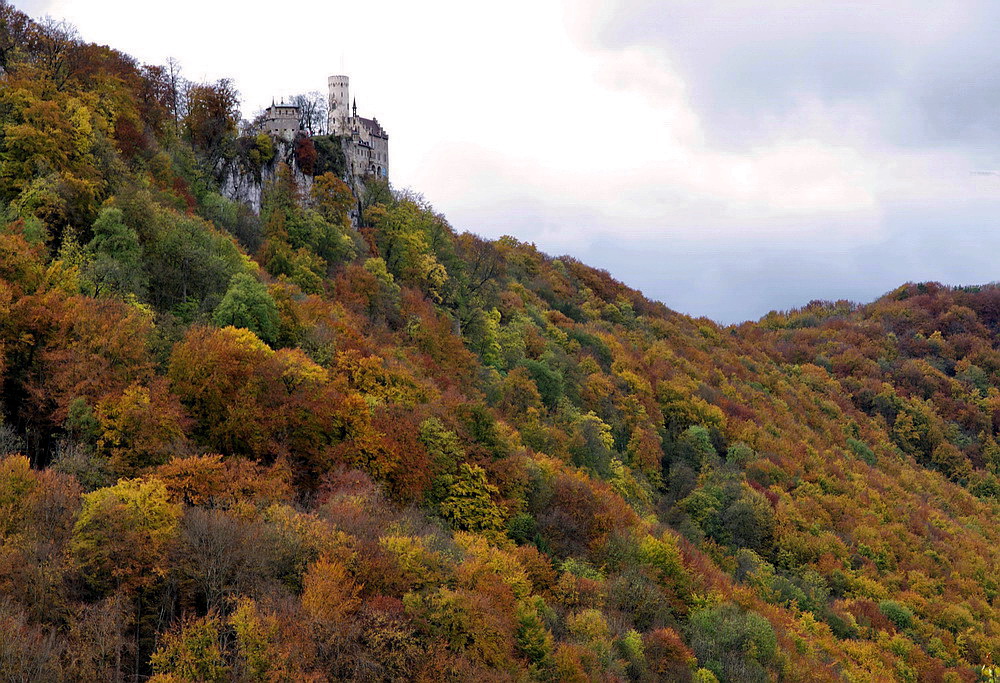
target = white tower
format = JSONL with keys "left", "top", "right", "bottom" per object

{"left": 327, "top": 75, "right": 350, "bottom": 135}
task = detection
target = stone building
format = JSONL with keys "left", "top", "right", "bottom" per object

{"left": 260, "top": 100, "right": 301, "bottom": 142}
{"left": 327, "top": 74, "right": 389, "bottom": 182}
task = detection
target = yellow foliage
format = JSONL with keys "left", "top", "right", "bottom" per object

{"left": 301, "top": 557, "right": 362, "bottom": 625}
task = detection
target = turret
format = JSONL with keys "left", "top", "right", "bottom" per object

{"left": 327, "top": 75, "right": 350, "bottom": 135}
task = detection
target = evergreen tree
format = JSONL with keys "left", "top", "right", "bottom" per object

{"left": 213, "top": 273, "right": 280, "bottom": 346}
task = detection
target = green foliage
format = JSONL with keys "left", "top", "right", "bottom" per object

{"left": 846, "top": 437, "right": 876, "bottom": 465}
{"left": 726, "top": 442, "right": 756, "bottom": 466}
{"left": 65, "top": 397, "right": 100, "bottom": 442}
{"left": 723, "top": 487, "right": 776, "bottom": 554}
{"left": 364, "top": 198, "right": 451, "bottom": 302}
{"left": 87, "top": 206, "right": 146, "bottom": 297}
{"left": 522, "top": 358, "right": 564, "bottom": 409}
{"left": 286, "top": 207, "right": 354, "bottom": 266}
{"left": 569, "top": 411, "right": 615, "bottom": 475}
{"left": 561, "top": 557, "right": 604, "bottom": 581}
{"left": 674, "top": 425, "right": 719, "bottom": 470}
{"left": 694, "top": 668, "right": 721, "bottom": 683}
{"left": 506, "top": 512, "right": 538, "bottom": 545}
{"left": 199, "top": 191, "right": 262, "bottom": 252}
{"left": 617, "top": 629, "right": 646, "bottom": 679}
{"left": 311, "top": 135, "right": 346, "bottom": 177}
{"left": 257, "top": 163, "right": 355, "bottom": 295}
{"left": 213, "top": 273, "right": 280, "bottom": 346}
{"left": 139, "top": 203, "right": 250, "bottom": 313}
{"left": 19, "top": 214, "right": 48, "bottom": 244}
{"left": 473, "top": 307, "right": 503, "bottom": 369}
{"left": 362, "top": 256, "right": 401, "bottom": 316}
{"left": 879, "top": 600, "right": 915, "bottom": 630}
{"left": 687, "top": 603, "right": 777, "bottom": 682}
{"left": 515, "top": 597, "right": 555, "bottom": 671}
{"left": 430, "top": 463, "right": 507, "bottom": 539}
{"left": 418, "top": 417, "right": 464, "bottom": 473}
{"left": 235, "top": 132, "right": 274, "bottom": 181}
{"left": 638, "top": 532, "right": 687, "bottom": 586}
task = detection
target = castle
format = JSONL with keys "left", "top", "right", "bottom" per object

{"left": 328, "top": 75, "right": 389, "bottom": 182}
{"left": 258, "top": 75, "right": 389, "bottom": 187}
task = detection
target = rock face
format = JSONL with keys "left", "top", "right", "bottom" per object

{"left": 220, "top": 140, "right": 313, "bottom": 215}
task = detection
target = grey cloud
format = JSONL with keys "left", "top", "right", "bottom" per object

{"left": 587, "top": 0, "right": 1000, "bottom": 148}
{"left": 14, "top": 0, "right": 54, "bottom": 15}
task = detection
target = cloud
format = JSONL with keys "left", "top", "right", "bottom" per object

{"left": 13, "top": 0, "right": 51, "bottom": 15}
{"left": 571, "top": 0, "right": 1000, "bottom": 148}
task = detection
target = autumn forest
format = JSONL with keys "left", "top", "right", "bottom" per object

{"left": 0, "top": 4, "right": 999, "bottom": 681}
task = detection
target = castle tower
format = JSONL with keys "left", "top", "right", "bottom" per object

{"left": 327, "top": 75, "right": 350, "bottom": 135}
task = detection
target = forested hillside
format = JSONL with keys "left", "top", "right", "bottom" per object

{"left": 1, "top": 4, "right": 998, "bottom": 681}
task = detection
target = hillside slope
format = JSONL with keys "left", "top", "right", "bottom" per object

{"left": 0, "top": 5, "right": 997, "bottom": 681}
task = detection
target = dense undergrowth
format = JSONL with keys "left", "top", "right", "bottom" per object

{"left": 1, "top": 4, "right": 999, "bottom": 681}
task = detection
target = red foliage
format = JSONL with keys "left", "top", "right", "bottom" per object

{"left": 536, "top": 469, "right": 639, "bottom": 558}
{"left": 644, "top": 628, "right": 696, "bottom": 680}
{"left": 24, "top": 295, "right": 154, "bottom": 426}
{"left": 844, "top": 599, "right": 896, "bottom": 635}
{"left": 113, "top": 114, "right": 144, "bottom": 160}
{"left": 294, "top": 136, "right": 317, "bottom": 176}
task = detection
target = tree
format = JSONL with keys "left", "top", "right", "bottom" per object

{"left": 94, "top": 382, "right": 188, "bottom": 476}
{"left": 138, "top": 203, "right": 249, "bottom": 312}
{"left": 568, "top": 411, "right": 615, "bottom": 476}
{"left": 293, "top": 136, "right": 317, "bottom": 175}
{"left": 167, "top": 325, "right": 277, "bottom": 457}
{"left": 515, "top": 597, "right": 555, "bottom": 673}
{"left": 69, "top": 477, "right": 181, "bottom": 597}
{"left": 643, "top": 628, "right": 695, "bottom": 682}
{"left": 687, "top": 603, "right": 777, "bottom": 682}
{"left": 183, "top": 79, "right": 239, "bottom": 167}
{"left": 24, "top": 294, "right": 155, "bottom": 429}
{"left": 310, "top": 172, "right": 353, "bottom": 226}
{"left": 292, "top": 91, "right": 327, "bottom": 136}
{"left": 312, "top": 135, "right": 346, "bottom": 177}
{"left": 0, "top": 3, "right": 31, "bottom": 75}
{"left": 430, "top": 463, "right": 507, "bottom": 540}
{"left": 301, "top": 557, "right": 362, "bottom": 627}
{"left": 228, "top": 598, "right": 303, "bottom": 681}
{"left": 150, "top": 614, "right": 228, "bottom": 682}
{"left": 213, "top": 273, "right": 280, "bottom": 347}
{"left": 164, "top": 56, "right": 188, "bottom": 129}
{"left": 176, "top": 507, "right": 271, "bottom": 612}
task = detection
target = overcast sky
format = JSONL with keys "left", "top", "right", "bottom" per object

{"left": 17, "top": 0, "right": 1000, "bottom": 323}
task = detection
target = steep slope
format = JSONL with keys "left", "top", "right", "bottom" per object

{"left": 0, "top": 4, "right": 997, "bottom": 681}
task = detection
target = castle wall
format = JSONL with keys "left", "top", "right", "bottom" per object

{"left": 261, "top": 104, "right": 300, "bottom": 142}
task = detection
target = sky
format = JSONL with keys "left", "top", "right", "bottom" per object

{"left": 16, "top": 0, "right": 1000, "bottom": 323}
